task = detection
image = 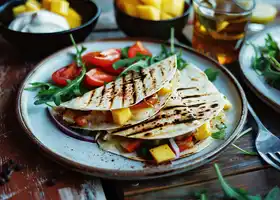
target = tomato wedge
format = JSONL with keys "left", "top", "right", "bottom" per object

{"left": 75, "top": 116, "right": 88, "bottom": 127}
{"left": 128, "top": 41, "right": 152, "bottom": 58}
{"left": 120, "top": 140, "right": 142, "bottom": 153}
{"left": 131, "top": 94, "right": 159, "bottom": 109}
{"left": 82, "top": 49, "right": 123, "bottom": 75}
{"left": 52, "top": 63, "right": 81, "bottom": 86}
{"left": 85, "top": 68, "right": 115, "bottom": 87}
{"left": 176, "top": 136, "right": 194, "bottom": 152}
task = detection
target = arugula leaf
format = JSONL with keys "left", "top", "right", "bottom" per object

{"left": 113, "top": 28, "right": 188, "bottom": 77}
{"left": 211, "top": 130, "right": 225, "bottom": 140}
{"left": 25, "top": 82, "right": 58, "bottom": 91}
{"left": 27, "top": 34, "right": 87, "bottom": 106}
{"left": 194, "top": 190, "right": 208, "bottom": 200}
{"left": 214, "top": 164, "right": 262, "bottom": 200}
{"left": 117, "top": 59, "right": 149, "bottom": 78}
{"left": 264, "top": 187, "right": 280, "bottom": 200}
{"left": 204, "top": 68, "right": 219, "bottom": 82}
{"left": 113, "top": 55, "right": 148, "bottom": 70}
{"left": 235, "top": 127, "right": 253, "bottom": 141}
{"left": 231, "top": 144, "right": 258, "bottom": 156}
{"left": 199, "top": 193, "right": 207, "bottom": 200}
{"left": 121, "top": 46, "right": 130, "bottom": 58}
{"left": 250, "top": 34, "right": 280, "bottom": 90}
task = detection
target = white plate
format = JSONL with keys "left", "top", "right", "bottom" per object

{"left": 17, "top": 39, "right": 247, "bottom": 180}
{"left": 239, "top": 26, "right": 280, "bottom": 113}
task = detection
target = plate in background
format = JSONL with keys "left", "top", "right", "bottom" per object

{"left": 239, "top": 26, "right": 280, "bottom": 113}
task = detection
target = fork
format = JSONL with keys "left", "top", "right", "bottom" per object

{"left": 249, "top": 103, "right": 280, "bottom": 170}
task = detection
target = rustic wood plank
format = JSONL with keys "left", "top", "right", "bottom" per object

{"left": 0, "top": 37, "right": 107, "bottom": 200}
{"left": 124, "top": 168, "right": 280, "bottom": 200}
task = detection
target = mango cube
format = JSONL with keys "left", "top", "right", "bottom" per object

{"left": 50, "top": 0, "right": 69, "bottom": 16}
{"left": 121, "top": 0, "right": 140, "bottom": 5}
{"left": 223, "top": 98, "right": 232, "bottom": 110}
{"left": 26, "top": 0, "right": 41, "bottom": 12}
{"left": 112, "top": 108, "right": 132, "bottom": 125}
{"left": 122, "top": 3, "right": 138, "bottom": 17}
{"left": 150, "top": 144, "right": 176, "bottom": 163}
{"left": 42, "top": 0, "right": 53, "bottom": 10}
{"left": 158, "top": 83, "right": 172, "bottom": 96}
{"left": 66, "top": 8, "right": 82, "bottom": 28}
{"left": 136, "top": 5, "right": 160, "bottom": 21}
{"left": 194, "top": 122, "right": 211, "bottom": 141}
{"left": 13, "top": 5, "right": 26, "bottom": 16}
{"left": 161, "top": 12, "right": 173, "bottom": 20}
{"left": 161, "top": 0, "right": 184, "bottom": 17}
{"left": 141, "top": 0, "right": 161, "bottom": 9}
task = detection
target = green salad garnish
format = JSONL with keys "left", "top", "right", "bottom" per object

{"left": 250, "top": 34, "right": 280, "bottom": 89}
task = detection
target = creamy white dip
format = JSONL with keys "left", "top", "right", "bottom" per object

{"left": 9, "top": 10, "right": 70, "bottom": 33}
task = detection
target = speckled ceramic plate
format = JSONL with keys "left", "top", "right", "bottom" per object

{"left": 17, "top": 39, "right": 247, "bottom": 180}
{"left": 239, "top": 26, "right": 280, "bottom": 113}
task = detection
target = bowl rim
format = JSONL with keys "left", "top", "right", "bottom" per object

{"left": 114, "top": 1, "right": 191, "bottom": 23}
{"left": 0, "top": 0, "right": 101, "bottom": 35}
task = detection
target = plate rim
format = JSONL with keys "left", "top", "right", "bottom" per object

{"left": 239, "top": 25, "right": 280, "bottom": 113}
{"left": 16, "top": 38, "right": 248, "bottom": 180}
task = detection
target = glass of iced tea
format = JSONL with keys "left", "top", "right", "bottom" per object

{"left": 192, "top": 0, "right": 255, "bottom": 64}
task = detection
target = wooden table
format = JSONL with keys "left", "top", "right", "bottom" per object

{"left": 0, "top": 28, "right": 280, "bottom": 200}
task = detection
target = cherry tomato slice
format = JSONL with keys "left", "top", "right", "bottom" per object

{"left": 82, "top": 49, "right": 123, "bottom": 75}
{"left": 120, "top": 140, "right": 142, "bottom": 153}
{"left": 128, "top": 41, "right": 152, "bottom": 58}
{"left": 131, "top": 94, "right": 159, "bottom": 109}
{"left": 176, "top": 136, "right": 194, "bottom": 152}
{"left": 85, "top": 68, "right": 116, "bottom": 87}
{"left": 52, "top": 63, "right": 81, "bottom": 86}
{"left": 75, "top": 116, "right": 88, "bottom": 127}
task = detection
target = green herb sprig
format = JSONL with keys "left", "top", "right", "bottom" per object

{"left": 211, "top": 129, "right": 226, "bottom": 140}
{"left": 250, "top": 34, "right": 280, "bottom": 89}
{"left": 231, "top": 127, "right": 258, "bottom": 156}
{"left": 25, "top": 35, "right": 87, "bottom": 106}
{"left": 194, "top": 164, "right": 280, "bottom": 200}
{"left": 204, "top": 68, "right": 219, "bottom": 82}
{"left": 215, "top": 164, "right": 262, "bottom": 200}
{"left": 112, "top": 28, "right": 188, "bottom": 78}
{"left": 211, "top": 122, "right": 227, "bottom": 140}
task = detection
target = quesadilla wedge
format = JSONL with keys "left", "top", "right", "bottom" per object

{"left": 51, "top": 55, "right": 179, "bottom": 131}
{"left": 97, "top": 64, "right": 231, "bottom": 164}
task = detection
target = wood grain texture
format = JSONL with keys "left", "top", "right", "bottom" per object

{"left": 124, "top": 168, "right": 280, "bottom": 200}
{"left": 0, "top": 37, "right": 106, "bottom": 200}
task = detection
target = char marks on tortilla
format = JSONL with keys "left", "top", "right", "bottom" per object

{"left": 111, "top": 64, "right": 226, "bottom": 139}
{"left": 59, "top": 55, "right": 177, "bottom": 111}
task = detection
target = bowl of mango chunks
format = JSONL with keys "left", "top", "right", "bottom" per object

{"left": 114, "top": 0, "right": 191, "bottom": 40}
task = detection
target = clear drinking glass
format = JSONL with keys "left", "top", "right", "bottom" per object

{"left": 192, "top": 0, "right": 256, "bottom": 64}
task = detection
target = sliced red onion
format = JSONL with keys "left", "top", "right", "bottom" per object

{"left": 47, "top": 108, "right": 96, "bottom": 143}
{"left": 169, "top": 138, "right": 180, "bottom": 158}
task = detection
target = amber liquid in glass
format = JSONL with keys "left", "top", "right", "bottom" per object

{"left": 192, "top": 0, "right": 252, "bottom": 64}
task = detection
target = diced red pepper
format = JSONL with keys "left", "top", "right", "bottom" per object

{"left": 120, "top": 140, "right": 142, "bottom": 153}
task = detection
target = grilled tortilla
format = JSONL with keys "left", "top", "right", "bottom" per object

{"left": 109, "top": 64, "right": 226, "bottom": 139}
{"left": 97, "top": 64, "right": 227, "bottom": 163}
{"left": 52, "top": 56, "right": 179, "bottom": 131}
{"left": 59, "top": 55, "right": 177, "bottom": 111}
